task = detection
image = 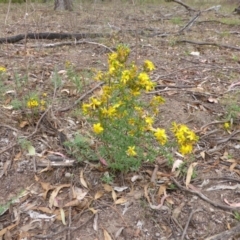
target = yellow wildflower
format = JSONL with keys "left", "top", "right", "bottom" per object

{"left": 144, "top": 80, "right": 155, "bottom": 91}
{"left": 0, "top": 66, "right": 6, "bottom": 73}
{"left": 137, "top": 72, "right": 155, "bottom": 91}
{"left": 90, "top": 97, "right": 101, "bottom": 109}
{"left": 40, "top": 100, "right": 46, "bottom": 106}
{"left": 128, "top": 118, "right": 135, "bottom": 125}
{"left": 93, "top": 123, "right": 104, "bottom": 134}
{"left": 95, "top": 71, "right": 104, "bottom": 81}
{"left": 116, "top": 45, "right": 130, "bottom": 63}
{"left": 108, "top": 52, "right": 118, "bottom": 64}
{"left": 150, "top": 96, "right": 165, "bottom": 106}
{"left": 65, "top": 60, "right": 72, "bottom": 69}
{"left": 179, "top": 144, "right": 193, "bottom": 155}
{"left": 224, "top": 122, "right": 230, "bottom": 130}
{"left": 143, "top": 60, "right": 155, "bottom": 72}
{"left": 145, "top": 116, "right": 154, "bottom": 126}
{"left": 82, "top": 103, "right": 91, "bottom": 115}
{"left": 153, "top": 128, "right": 167, "bottom": 145}
{"left": 27, "top": 98, "right": 39, "bottom": 109}
{"left": 126, "top": 146, "right": 137, "bottom": 156}
{"left": 130, "top": 89, "right": 141, "bottom": 96}
{"left": 121, "top": 70, "right": 131, "bottom": 85}
{"left": 138, "top": 72, "right": 150, "bottom": 85}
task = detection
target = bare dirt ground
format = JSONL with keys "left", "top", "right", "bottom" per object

{"left": 0, "top": 0, "right": 240, "bottom": 239}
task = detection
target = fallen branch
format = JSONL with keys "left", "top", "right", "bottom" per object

{"left": 178, "top": 11, "right": 201, "bottom": 33}
{"left": 170, "top": 0, "right": 197, "bottom": 12}
{"left": 176, "top": 40, "right": 240, "bottom": 51}
{"left": 21, "top": 40, "right": 114, "bottom": 52}
{"left": 205, "top": 224, "right": 240, "bottom": 240}
{"left": 170, "top": 177, "right": 240, "bottom": 211}
{"left": 0, "top": 32, "right": 111, "bottom": 44}
{"left": 181, "top": 209, "right": 203, "bottom": 240}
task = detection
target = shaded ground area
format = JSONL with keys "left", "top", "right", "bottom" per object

{"left": 1, "top": 0, "right": 240, "bottom": 239}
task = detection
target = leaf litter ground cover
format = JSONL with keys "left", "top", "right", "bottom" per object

{"left": 0, "top": 0, "right": 240, "bottom": 239}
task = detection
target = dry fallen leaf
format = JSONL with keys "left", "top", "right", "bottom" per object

{"left": 157, "top": 185, "right": 167, "bottom": 197}
{"left": 103, "top": 229, "right": 112, "bottom": 240}
{"left": 0, "top": 223, "right": 18, "bottom": 237}
{"left": 103, "top": 184, "right": 112, "bottom": 192}
{"left": 208, "top": 96, "right": 218, "bottom": 103}
{"left": 14, "top": 152, "right": 22, "bottom": 161}
{"left": 64, "top": 199, "right": 81, "bottom": 207}
{"left": 72, "top": 186, "right": 88, "bottom": 200}
{"left": 60, "top": 208, "right": 66, "bottom": 225}
{"left": 94, "top": 191, "right": 104, "bottom": 200}
{"left": 115, "top": 198, "right": 127, "bottom": 205}
{"left": 186, "top": 163, "right": 198, "bottom": 188}
{"left": 80, "top": 170, "right": 88, "bottom": 189}
{"left": 49, "top": 184, "right": 70, "bottom": 208}
{"left": 172, "top": 159, "right": 183, "bottom": 173}
{"left": 131, "top": 175, "right": 143, "bottom": 182}
{"left": 19, "top": 120, "right": 29, "bottom": 128}
{"left": 112, "top": 189, "right": 117, "bottom": 202}
{"left": 172, "top": 202, "right": 185, "bottom": 219}
{"left": 114, "top": 186, "right": 128, "bottom": 192}
{"left": 40, "top": 182, "right": 55, "bottom": 199}
{"left": 224, "top": 198, "right": 240, "bottom": 207}
{"left": 89, "top": 207, "right": 98, "bottom": 214}
{"left": 0, "top": 160, "right": 11, "bottom": 178}
{"left": 144, "top": 184, "right": 150, "bottom": 203}
{"left": 200, "top": 151, "right": 205, "bottom": 160}
{"left": 93, "top": 213, "right": 98, "bottom": 231}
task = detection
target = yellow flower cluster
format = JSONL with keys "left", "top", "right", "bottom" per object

{"left": 171, "top": 122, "right": 198, "bottom": 155}
{"left": 27, "top": 97, "right": 46, "bottom": 110}
{"left": 27, "top": 98, "right": 39, "bottom": 109}
{"left": 82, "top": 45, "right": 168, "bottom": 159}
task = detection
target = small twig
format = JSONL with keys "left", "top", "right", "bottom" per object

{"left": 216, "top": 130, "right": 240, "bottom": 144}
{"left": 170, "top": 177, "right": 240, "bottom": 211}
{"left": 27, "top": 106, "right": 51, "bottom": 138}
{"left": 23, "top": 40, "right": 114, "bottom": 53}
{"left": 202, "top": 5, "right": 221, "bottom": 12}
{"left": 181, "top": 208, "right": 202, "bottom": 240}
{"left": 33, "top": 213, "right": 94, "bottom": 239}
{"left": 178, "top": 11, "right": 201, "bottom": 33}
{"left": 148, "top": 88, "right": 215, "bottom": 96}
{"left": 59, "top": 82, "right": 104, "bottom": 112}
{"left": 4, "top": 0, "right": 11, "bottom": 25}
{"left": 0, "top": 124, "right": 18, "bottom": 132}
{"left": 197, "top": 120, "right": 226, "bottom": 133}
{"left": 176, "top": 40, "right": 240, "bottom": 51}
{"left": 171, "top": 0, "right": 197, "bottom": 12}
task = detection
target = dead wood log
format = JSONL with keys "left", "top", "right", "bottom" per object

{"left": 0, "top": 32, "right": 110, "bottom": 44}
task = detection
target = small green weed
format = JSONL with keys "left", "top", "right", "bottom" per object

{"left": 226, "top": 103, "right": 240, "bottom": 120}
{"left": 64, "top": 134, "right": 98, "bottom": 162}
{"left": 11, "top": 98, "right": 23, "bottom": 110}
{"left": 170, "top": 17, "right": 183, "bottom": 25}
{"left": 220, "top": 18, "right": 240, "bottom": 26}
{"left": 234, "top": 211, "right": 240, "bottom": 221}
{"left": 101, "top": 172, "right": 114, "bottom": 184}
